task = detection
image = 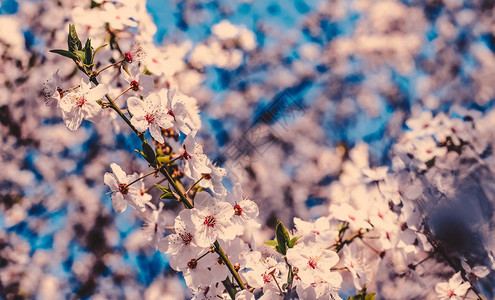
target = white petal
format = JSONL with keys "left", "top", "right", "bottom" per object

{"left": 86, "top": 84, "right": 108, "bottom": 101}
{"left": 63, "top": 106, "right": 83, "bottom": 131}
{"left": 103, "top": 173, "right": 118, "bottom": 190}
{"left": 146, "top": 93, "right": 162, "bottom": 111}
{"left": 110, "top": 163, "right": 127, "bottom": 182}
{"left": 112, "top": 193, "right": 127, "bottom": 213}
{"left": 127, "top": 97, "right": 145, "bottom": 116}
{"left": 149, "top": 123, "right": 164, "bottom": 144}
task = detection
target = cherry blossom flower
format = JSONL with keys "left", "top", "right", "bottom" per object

{"left": 140, "top": 202, "right": 166, "bottom": 250}
{"left": 127, "top": 93, "right": 173, "bottom": 143}
{"left": 124, "top": 41, "right": 147, "bottom": 63}
{"left": 166, "top": 88, "right": 201, "bottom": 135}
{"left": 42, "top": 70, "right": 62, "bottom": 106}
{"left": 286, "top": 242, "right": 342, "bottom": 287}
{"left": 187, "top": 192, "right": 235, "bottom": 248}
{"left": 342, "top": 244, "right": 367, "bottom": 290}
{"left": 58, "top": 78, "right": 107, "bottom": 131}
{"left": 293, "top": 216, "right": 337, "bottom": 247}
{"left": 103, "top": 163, "right": 150, "bottom": 213}
{"left": 181, "top": 134, "right": 212, "bottom": 180}
{"left": 121, "top": 64, "right": 154, "bottom": 97}
{"left": 435, "top": 272, "right": 470, "bottom": 300}
{"left": 242, "top": 252, "right": 286, "bottom": 293}
{"left": 101, "top": 3, "right": 137, "bottom": 30}
{"left": 329, "top": 203, "right": 372, "bottom": 230}
{"left": 159, "top": 210, "right": 202, "bottom": 270}
{"left": 461, "top": 260, "right": 490, "bottom": 281}
{"left": 223, "top": 183, "right": 260, "bottom": 236}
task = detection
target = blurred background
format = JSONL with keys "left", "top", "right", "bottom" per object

{"left": 2, "top": 0, "right": 495, "bottom": 298}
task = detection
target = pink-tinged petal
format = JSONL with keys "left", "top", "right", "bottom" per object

{"left": 127, "top": 97, "right": 146, "bottom": 116}
{"left": 450, "top": 272, "right": 463, "bottom": 287}
{"left": 128, "top": 64, "right": 140, "bottom": 78}
{"left": 63, "top": 106, "right": 83, "bottom": 131}
{"left": 472, "top": 266, "right": 490, "bottom": 278}
{"left": 240, "top": 200, "right": 259, "bottom": 218}
{"left": 149, "top": 123, "right": 164, "bottom": 144}
{"left": 139, "top": 75, "right": 154, "bottom": 95}
{"left": 130, "top": 116, "right": 148, "bottom": 132}
{"left": 112, "top": 192, "right": 127, "bottom": 213}
{"left": 121, "top": 66, "right": 132, "bottom": 83}
{"left": 82, "top": 100, "right": 102, "bottom": 119}
{"left": 103, "top": 173, "right": 118, "bottom": 190}
{"left": 59, "top": 94, "right": 75, "bottom": 113}
{"left": 195, "top": 227, "right": 214, "bottom": 248}
{"left": 109, "top": 163, "right": 127, "bottom": 182}
{"left": 183, "top": 134, "right": 196, "bottom": 152}
{"left": 159, "top": 236, "right": 175, "bottom": 254}
{"left": 79, "top": 77, "right": 92, "bottom": 92}
{"left": 167, "top": 88, "right": 176, "bottom": 107}
{"left": 193, "top": 192, "right": 213, "bottom": 208}
{"left": 156, "top": 114, "right": 173, "bottom": 129}
{"left": 146, "top": 93, "right": 162, "bottom": 111}
{"left": 215, "top": 202, "right": 234, "bottom": 220}
{"left": 86, "top": 84, "right": 108, "bottom": 102}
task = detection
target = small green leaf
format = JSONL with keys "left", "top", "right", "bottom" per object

{"left": 365, "top": 294, "right": 376, "bottom": 300}
{"left": 135, "top": 149, "right": 146, "bottom": 159}
{"left": 157, "top": 156, "right": 171, "bottom": 165}
{"left": 276, "top": 220, "right": 290, "bottom": 255}
{"left": 84, "top": 38, "right": 93, "bottom": 66}
{"left": 264, "top": 240, "right": 277, "bottom": 247}
{"left": 73, "top": 50, "right": 86, "bottom": 62}
{"left": 155, "top": 184, "right": 170, "bottom": 193}
{"left": 92, "top": 44, "right": 107, "bottom": 62}
{"left": 68, "top": 24, "right": 82, "bottom": 52}
{"left": 90, "top": 0, "right": 101, "bottom": 8}
{"left": 288, "top": 236, "right": 301, "bottom": 248}
{"left": 142, "top": 142, "right": 157, "bottom": 167}
{"left": 49, "top": 49, "right": 77, "bottom": 60}
{"left": 155, "top": 184, "right": 175, "bottom": 199}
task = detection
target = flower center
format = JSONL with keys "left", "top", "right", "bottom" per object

{"left": 180, "top": 232, "right": 193, "bottom": 245}
{"left": 124, "top": 51, "right": 133, "bottom": 63}
{"left": 308, "top": 257, "right": 319, "bottom": 269}
{"left": 182, "top": 148, "right": 192, "bottom": 160}
{"left": 262, "top": 273, "right": 272, "bottom": 283}
{"left": 187, "top": 259, "right": 197, "bottom": 269}
{"left": 118, "top": 183, "right": 129, "bottom": 195}
{"left": 77, "top": 96, "right": 86, "bottom": 107}
{"left": 145, "top": 113, "right": 155, "bottom": 124}
{"left": 204, "top": 215, "right": 216, "bottom": 227}
{"left": 234, "top": 204, "right": 243, "bottom": 216}
{"left": 130, "top": 80, "right": 139, "bottom": 91}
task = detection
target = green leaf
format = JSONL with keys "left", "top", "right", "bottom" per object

{"left": 155, "top": 184, "right": 170, "bottom": 193}
{"left": 155, "top": 184, "right": 175, "bottom": 199}
{"left": 157, "top": 156, "right": 171, "bottom": 165}
{"left": 142, "top": 142, "right": 157, "bottom": 167}
{"left": 264, "top": 240, "right": 277, "bottom": 247}
{"left": 276, "top": 220, "right": 290, "bottom": 255}
{"left": 84, "top": 38, "right": 93, "bottom": 66}
{"left": 135, "top": 149, "right": 146, "bottom": 159}
{"left": 68, "top": 24, "right": 82, "bottom": 52}
{"left": 92, "top": 44, "right": 107, "bottom": 62}
{"left": 288, "top": 236, "right": 301, "bottom": 248}
{"left": 49, "top": 49, "right": 77, "bottom": 60}
{"left": 365, "top": 294, "right": 376, "bottom": 300}
{"left": 73, "top": 50, "right": 86, "bottom": 63}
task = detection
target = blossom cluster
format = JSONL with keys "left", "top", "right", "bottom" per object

{"left": 2, "top": 0, "right": 495, "bottom": 299}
